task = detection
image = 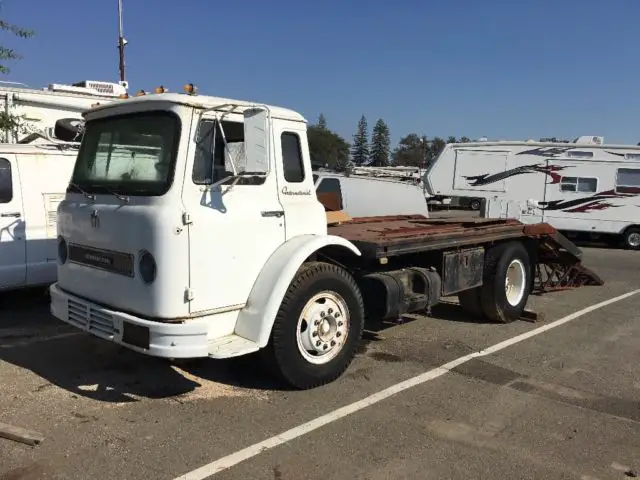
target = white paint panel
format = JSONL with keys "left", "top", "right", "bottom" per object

{"left": 453, "top": 150, "right": 509, "bottom": 192}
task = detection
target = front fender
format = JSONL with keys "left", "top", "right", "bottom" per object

{"left": 234, "top": 234, "right": 360, "bottom": 347}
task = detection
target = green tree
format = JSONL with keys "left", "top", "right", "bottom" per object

{"left": 446, "top": 136, "right": 457, "bottom": 144}
{"left": 392, "top": 133, "right": 429, "bottom": 167}
{"left": 460, "top": 136, "right": 471, "bottom": 143}
{"left": 370, "top": 118, "right": 391, "bottom": 167}
{"left": 351, "top": 115, "right": 369, "bottom": 165}
{"left": 429, "top": 136, "right": 446, "bottom": 163}
{"left": 307, "top": 124, "right": 350, "bottom": 171}
{"left": 0, "top": 14, "right": 35, "bottom": 139}
{"left": 317, "top": 113, "right": 327, "bottom": 129}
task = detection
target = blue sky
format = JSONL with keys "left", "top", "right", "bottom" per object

{"left": 3, "top": 0, "right": 639, "bottom": 147}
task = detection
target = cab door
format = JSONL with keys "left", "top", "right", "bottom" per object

{"left": 0, "top": 155, "right": 26, "bottom": 288}
{"left": 183, "top": 113, "right": 286, "bottom": 313}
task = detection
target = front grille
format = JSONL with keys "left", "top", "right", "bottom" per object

{"left": 68, "top": 244, "right": 134, "bottom": 277}
{"left": 67, "top": 298, "right": 119, "bottom": 339}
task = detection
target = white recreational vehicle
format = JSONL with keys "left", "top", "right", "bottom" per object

{"left": 425, "top": 136, "right": 640, "bottom": 249}
{"left": 0, "top": 79, "right": 124, "bottom": 143}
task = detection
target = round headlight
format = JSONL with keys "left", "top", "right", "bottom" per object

{"left": 58, "top": 236, "right": 68, "bottom": 264}
{"left": 138, "top": 250, "right": 156, "bottom": 284}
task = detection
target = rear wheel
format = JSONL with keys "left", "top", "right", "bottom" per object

{"left": 263, "top": 262, "right": 365, "bottom": 389}
{"left": 480, "top": 241, "right": 531, "bottom": 323}
{"left": 458, "top": 288, "right": 483, "bottom": 317}
{"left": 469, "top": 199, "right": 482, "bottom": 211}
{"left": 622, "top": 227, "right": 640, "bottom": 250}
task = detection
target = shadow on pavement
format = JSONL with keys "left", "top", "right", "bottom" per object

{"left": 0, "top": 287, "right": 485, "bottom": 402}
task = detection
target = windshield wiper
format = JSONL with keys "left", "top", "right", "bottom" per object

{"left": 68, "top": 182, "right": 95, "bottom": 201}
{"left": 101, "top": 185, "right": 130, "bottom": 204}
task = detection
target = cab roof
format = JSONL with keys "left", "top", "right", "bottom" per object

{"left": 85, "top": 92, "right": 307, "bottom": 123}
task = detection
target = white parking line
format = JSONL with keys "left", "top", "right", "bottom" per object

{"left": 174, "top": 289, "right": 640, "bottom": 480}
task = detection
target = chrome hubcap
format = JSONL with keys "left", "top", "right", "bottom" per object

{"left": 296, "top": 292, "right": 349, "bottom": 365}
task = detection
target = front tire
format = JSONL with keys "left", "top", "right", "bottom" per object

{"left": 263, "top": 262, "right": 365, "bottom": 389}
{"left": 480, "top": 241, "right": 531, "bottom": 323}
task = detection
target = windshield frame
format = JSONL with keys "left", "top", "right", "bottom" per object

{"left": 68, "top": 109, "right": 182, "bottom": 197}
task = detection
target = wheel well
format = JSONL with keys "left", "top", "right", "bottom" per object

{"left": 306, "top": 245, "right": 359, "bottom": 269}
{"left": 621, "top": 225, "right": 640, "bottom": 235}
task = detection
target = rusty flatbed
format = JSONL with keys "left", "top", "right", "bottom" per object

{"left": 329, "top": 215, "right": 532, "bottom": 258}
{"left": 327, "top": 214, "right": 603, "bottom": 293}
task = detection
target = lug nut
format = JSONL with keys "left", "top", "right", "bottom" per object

{"left": 314, "top": 319, "right": 320, "bottom": 326}
{"left": 328, "top": 308, "right": 333, "bottom": 314}
{"left": 312, "top": 332, "right": 318, "bottom": 337}
{"left": 338, "top": 321, "right": 343, "bottom": 327}
{"left": 320, "top": 311, "right": 326, "bottom": 317}
{"left": 331, "top": 340, "right": 336, "bottom": 346}
{"left": 316, "top": 341, "right": 321, "bottom": 347}
{"left": 335, "top": 313, "right": 340, "bottom": 318}
{"left": 323, "top": 344, "right": 328, "bottom": 350}
{"left": 336, "top": 332, "right": 342, "bottom": 338}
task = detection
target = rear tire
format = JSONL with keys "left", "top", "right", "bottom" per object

{"left": 480, "top": 241, "right": 531, "bottom": 323}
{"left": 622, "top": 227, "right": 640, "bottom": 250}
{"left": 262, "top": 261, "right": 365, "bottom": 389}
{"left": 470, "top": 199, "right": 481, "bottom": 211}
{"left": 458, "top": 288, "right": 483, "bottom": 318}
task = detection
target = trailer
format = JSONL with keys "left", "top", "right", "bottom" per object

{"left": 49, "top": 88, "right": 603, "bottom": 390}
{"left": 424, "top": 136, "right": 640, "bottom": 249}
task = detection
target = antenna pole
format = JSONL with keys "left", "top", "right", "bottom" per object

{"left": 117, "top": 0, "right": 126, "bottom": 85}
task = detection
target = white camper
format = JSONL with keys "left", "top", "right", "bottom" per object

{"left": 0, "top": 140, "right": 78, "bottom": 290}
{"left": 0, "top": 79, "right": 123, "bottom": 143}
{"left": 313, "top": 170, "right": 429, "bottom": 218}
{"left": 425, "top": 136, "right": 640, "bottom": 249}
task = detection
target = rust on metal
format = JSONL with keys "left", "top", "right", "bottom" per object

{"left": 329, "top": 215, "right": 603, "bottom": 294}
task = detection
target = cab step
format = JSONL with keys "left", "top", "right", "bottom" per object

{"left": 207, "top": 334, "right": 260, "bottom": 359}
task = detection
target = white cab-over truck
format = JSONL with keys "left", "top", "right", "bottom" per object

{"left": 50, "top": 91, "right": 602, "bottom": 389}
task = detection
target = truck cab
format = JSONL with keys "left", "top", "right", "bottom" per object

{"left": 51, "top": 91, "right": 340, "bottom": 367}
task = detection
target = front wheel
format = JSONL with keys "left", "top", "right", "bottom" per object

{"left": 263, "top": 261, "right": 365, "bottom": 389}
{"left": 480, "top": 241, "right": 532, "bottom": 323}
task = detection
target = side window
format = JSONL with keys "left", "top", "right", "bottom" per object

{"left": 281, "top": 132, "right": 305, "bottom": 183}
{"left": 560, "top": 176, "right": 597, "bottom": 193}
{"left": 316, "top": 178, "right": 343, "bottom": 210}
{"left": 0, "top": 158, "right": 12, "bottom": 203}
{"left": 192, "top": 119, "right": 245, "bottom": 185}
{"left": 615, "top": 168, "right": 640, "bottom": 194}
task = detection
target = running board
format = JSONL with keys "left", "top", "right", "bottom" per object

{"left": 208, "top": 335, "right": 260, "bottom": 359}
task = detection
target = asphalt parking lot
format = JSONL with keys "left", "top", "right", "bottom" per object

{"left": 1, "top": 237, "right": 639, "bottom": 480}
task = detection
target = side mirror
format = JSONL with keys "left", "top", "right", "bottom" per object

{"left": 241, "top": 108, "right": 269, "bottom": 175}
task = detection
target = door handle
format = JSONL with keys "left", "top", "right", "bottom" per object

{"left": 261, "top": 210, "right": 284, "bottom": 218}
{"left": 1, "top": 212, "right": 21, "bottom": 218}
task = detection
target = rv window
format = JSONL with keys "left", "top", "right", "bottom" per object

{"left": 567, "top": 151, "right": 594, "bottom": 159}
{"left": 281, "top": 132, "right": 305, "bottom": 183}
{"left": 316, "top": 178, "right": 343, "bottom": 209}
{"left": 577, "top": 177, "right": 597, "bottom": 192}
{"left": 0, "top": 158, "right": 12, "bottom": 203}
{"left": 560, "top": 176, "right": 597, "bottom": 193}
{"left": 615, "top": 168, "right": 640, "bottom": 194}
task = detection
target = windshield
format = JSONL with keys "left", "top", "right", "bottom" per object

{"left": 69, "top": 111, "right": 180, "bottom": 196}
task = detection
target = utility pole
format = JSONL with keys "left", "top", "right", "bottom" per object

{"left": 117, "top": 0, "right": 128, "bottom": 87}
